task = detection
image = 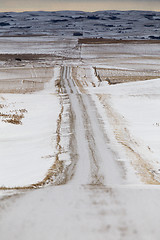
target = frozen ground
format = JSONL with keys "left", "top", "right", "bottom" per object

{"left": 0, "top": 33, "right": 160, "bottom": 239}
{"left": 91, "top": 79, "right": 160, "bottom": 184}
{"left": 0, "top": 93, "right": 60, "bottom": 187}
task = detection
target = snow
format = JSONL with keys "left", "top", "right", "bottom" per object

{"left": 109, "top": 79, "right": 160, "bottom": 170}
{"left": 0, "top": 22, "right": 160, "bottom": 239}
{"left": 90, "top": 77, "right": 160, "bottom": 182}
{"left": 1, "top": 185, "right": 160, "bottom": 240}
{"left": 0, "top": 10, "right": 159, "bottom": 39}
{"left": 0, "top": 70, "right": 60, "bottom": 188}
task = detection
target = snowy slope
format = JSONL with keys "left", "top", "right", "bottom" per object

{"left": 91, "top": 78, "right": 160, "bottom": 183}
{"left": 0, "top": 67, "right": 61, "bottom": 188}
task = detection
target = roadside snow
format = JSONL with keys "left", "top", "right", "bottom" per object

{"left": 0, "top": 71, "right": 60, "bottom": 188}
{"left": 110, "top": 79, "right": 160, "bottom": 170}
{"left": 91, "top": 78, "right": 160, "bottom": 180}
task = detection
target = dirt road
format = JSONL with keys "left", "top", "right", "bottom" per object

{"left": 61, "top": 65, "right": 124, "bottom": 185}
{"left": 1, "top": 64, "right": 160, "bottom": 240}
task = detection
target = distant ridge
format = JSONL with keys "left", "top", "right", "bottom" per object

{"left": 0, "top": 10, "right": 159, "bottom": 39}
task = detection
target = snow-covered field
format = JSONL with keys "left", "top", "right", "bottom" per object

{"left": 0, "top": 93, "right": 59, "bottom": 188}
{"left": 91, "top": 79, "right": 160, "bottom": 184}
{"left": 0, "top": 15, "right": 160, "bottom": 238}
{"left": 109, "top": 80, "right": 160, "bottom": 175}
{"left": 0, "top": 10, "right": 160, "bottom": 40}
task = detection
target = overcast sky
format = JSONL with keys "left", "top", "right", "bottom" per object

{"left": 1, "top": 0, "right": 160, "bottom": 12}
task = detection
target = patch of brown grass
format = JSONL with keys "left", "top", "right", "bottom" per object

{"left": 93, "top": 67, "right": 102, "bottom": 83}
{"left": 55, "top": 78, "right": 61, "bottom": 91}
{"left": 3, "top": 116, "right": 23, "bottom": 125}
{"left": 78, "top": 38, "right": 160, "bottom": 45}
{"left": 0, "top": 109, "right": 27, "bottom": 125}
{"left": 0, "top": 104, "right": 5, "bottom": 108}
{"left": 0, "top": 53, "right": 52, "bottom": 62}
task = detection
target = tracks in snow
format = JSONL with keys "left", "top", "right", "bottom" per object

{"left": 0, "top": 65, "right": 139, "bottom": 240}
{"left": 61, "top": 65, "right": 124, "bottom": 186}
{"left": 0, "top": 64, "right": 124, "bottom": 190}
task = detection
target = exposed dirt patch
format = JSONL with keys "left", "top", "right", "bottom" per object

{"left": 94, "top": 67, "right": 160, "bottom": 84}
{"left": 0, "top": 53, "right": 52, "bottom": 62}
{"left": 78, "top": 38, "right": 160, "bottom": 44}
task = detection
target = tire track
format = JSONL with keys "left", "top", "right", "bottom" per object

{"left": 61, "top": 65, "right": 124, "bottom": 185}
